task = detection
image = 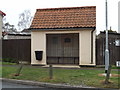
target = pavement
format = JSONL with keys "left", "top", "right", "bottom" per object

{"left": 1, "top": 78, "right": 119, "bottom": 90}
{"left": 2, "top": 81, "right": 43, "bottom": 88}
{"left": 1, "top": 78, "right": 93, "bottom": 89}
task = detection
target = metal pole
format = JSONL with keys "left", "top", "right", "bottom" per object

{"left": 105, "top": 0, "right": 109, "bottom": 73}
{"left": 49, "top": 65, "right": 53, "bottom": 79}
{"left": 118, "top": 1, "right": 120, "bottom": 33}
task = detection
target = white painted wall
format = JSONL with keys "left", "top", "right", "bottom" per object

{"left": 31, "top": 29, "right": 96, "bottom": 66}
{"left": 31, "top": 31, "right": 46, "bottom": 65}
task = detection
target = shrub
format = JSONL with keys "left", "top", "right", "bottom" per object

{"left": 2, "top": 58, "right": 18, "bottom": 63}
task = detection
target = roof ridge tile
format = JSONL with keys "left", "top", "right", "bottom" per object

{"left": 37, "top": 6, "right": 96, "bottom": 11}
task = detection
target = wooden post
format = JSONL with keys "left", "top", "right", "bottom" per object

{"left": 105, "top": 65, "right": 112, "bottom": 84}
{"left": 49, "top": 65, "right": 53, "bottom": 79}
{"left": 15, "top": 64, "right": 23, "bottom": 76}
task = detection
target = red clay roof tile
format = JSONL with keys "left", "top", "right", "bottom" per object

{"left": 30, "top": 6, "right": 96, "bottom": 29}
{"left": 0, "top": 11, "right": 6, "bottom": 16}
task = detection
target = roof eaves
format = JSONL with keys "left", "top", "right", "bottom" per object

{"left": 0, "top": 11, "right": 6, "bottom": 16}
{"left": 29, "top": 27, "right": 96, "bottom": 31}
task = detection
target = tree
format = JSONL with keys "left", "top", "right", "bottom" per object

{"left": 18, "top": 10, "right": 33, "bottom": 31}
{"left": 15, "top": 10, "right": 33, "bottom": 76}
{"left": 2, "top": 17, "right": 16, "bottom": 32}
{"left": 4, "top": 23, "right": 16, "bottom": 31}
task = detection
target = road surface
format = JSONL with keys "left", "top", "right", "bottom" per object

{"left": 1, "top": 81, "right": 118, "bottom": 90}
{"left": 2, "top": 81, "right": 44, "bottom": 88}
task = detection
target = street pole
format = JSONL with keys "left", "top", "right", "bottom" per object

{"left": 105, "top": 0, "right": 109, "bottom": 74}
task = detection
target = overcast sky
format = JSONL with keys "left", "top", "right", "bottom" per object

{"left": 0, "top": 0, "right": 119, "bottom": 34}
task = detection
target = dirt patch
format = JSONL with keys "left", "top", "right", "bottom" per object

{"left": 100, "top": 80, "right": 113, "bottom": 85}
{"left": 98, "top": 73, "right": 120, "bottom": 77}
{"left": 9, "top": 73, "right": 23, "bottom": 77}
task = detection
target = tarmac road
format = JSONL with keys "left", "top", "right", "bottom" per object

{"left": 2, "top": 81, "right": 119, "bottom": 90}
{"left": 2, "top": 81, "right": 44, "bottom": 88}
{"left": 2, "top": 81, "right": 58, "bottom": 90}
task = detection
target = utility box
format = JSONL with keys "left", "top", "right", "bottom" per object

{"left": 35, "top": 51, "right": 43, "bottom": 60}
{"left": 116, "top": 61, "right": 120, "bottom": 67}
{"left": 115, "top": 40, "right": 120, "bottom": 46}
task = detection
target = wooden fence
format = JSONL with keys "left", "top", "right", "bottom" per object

{"left": 96, "top": 32, "right": 120, "bottom": 65}
{"left": 2, "top": 39, "right": 31, "bottom": 63}
{"left": 2, "top": 32, "right": 120, "bottom": 65}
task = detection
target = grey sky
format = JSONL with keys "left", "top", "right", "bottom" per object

{"left": 0, "top": 0, "right": 119, "bottom": 34}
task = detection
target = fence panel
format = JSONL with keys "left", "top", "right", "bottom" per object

{"left": 2, "top": 39, "right": 31, "bottom": 63}
{"left": 96, "top": 37, "right": 120, "bottom": 65}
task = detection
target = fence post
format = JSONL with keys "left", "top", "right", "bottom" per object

{"left": 49, "top": 65, "right": 53, "bottom": 79}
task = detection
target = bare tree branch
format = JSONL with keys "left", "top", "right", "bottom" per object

{"left": 18, "top": 10, "right": 33, "bottom": 31}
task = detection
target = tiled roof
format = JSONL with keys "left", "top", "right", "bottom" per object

{"left": 30, "top": 6, "right": 96, "bottom": 30}
{"left": 0, "top": 10, "right": 6, "bottom": 16}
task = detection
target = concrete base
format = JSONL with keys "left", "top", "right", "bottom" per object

{"left": 98, "top": 73, "right": 112, "bottom": 77}
{"left": 42, "top": 65, "right": 80, "bottom": 68}
{"left": 19, "top": 61, "right": 30, "bottom": 64}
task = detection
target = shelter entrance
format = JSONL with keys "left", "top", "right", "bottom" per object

{"left": 46, "top": 33, "right": 79, "bottom": 65}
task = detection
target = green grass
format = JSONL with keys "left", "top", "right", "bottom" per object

{"left": 112, "top": 65, "right": 120, "bottom": 69}
{"left": 96, "top": 65, "right": 120, "bottom": 69}
{"left": 0, "top": 62, "right": 17, "bottom": 65}
{"left": 1, "top": 65, "right": 119, "bottom": 89}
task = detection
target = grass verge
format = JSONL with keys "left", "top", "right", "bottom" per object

{"left": 1, "top": 65, "right": 119, "bottom": 89}
{"left": 0, "top": 62, "right": 17, "bottom": 65}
